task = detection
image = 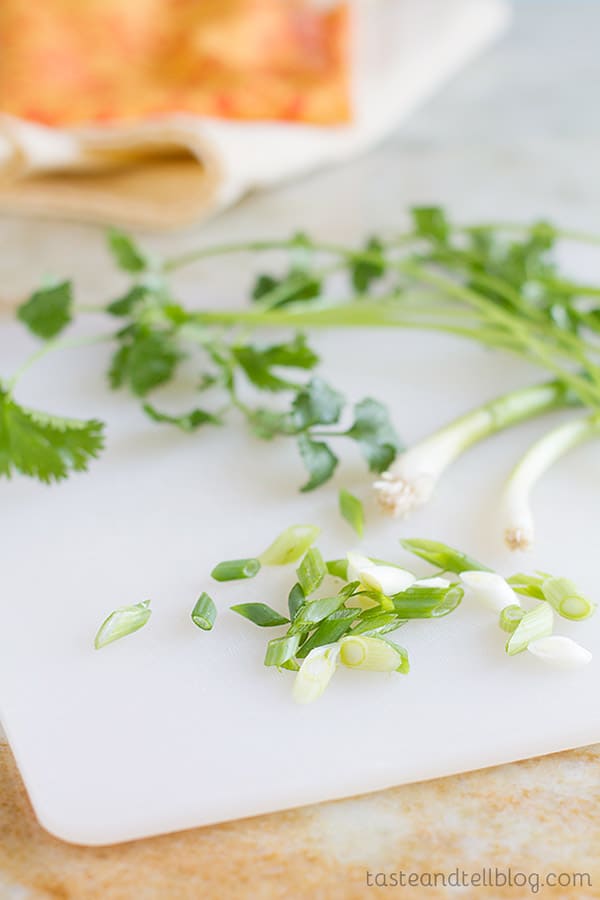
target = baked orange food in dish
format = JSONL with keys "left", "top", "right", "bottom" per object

{"left": 0, "top": 0, "right": 350, "bottom": 126}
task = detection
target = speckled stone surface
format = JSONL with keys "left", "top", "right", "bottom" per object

{"left": 0, "top": 1, "right": 599, "bottom": 896}
{"left": 0, "top": 741, "right": 598, "bottom": 899}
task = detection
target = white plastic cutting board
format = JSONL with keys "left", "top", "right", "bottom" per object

{"left": 0, "top": 320, "right": 599, "bottom": 846}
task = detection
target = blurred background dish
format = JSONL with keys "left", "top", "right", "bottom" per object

{"left": 0, "top": 0, "right": 508, "bottom": 228}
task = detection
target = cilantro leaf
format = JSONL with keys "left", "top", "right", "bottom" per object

{"left": 233, "top": 335, "right": 318, "bottom": 393}
{"left": 17, "top": 281, "right": 73, "bottom": 339}
{"left": 351, "top": 237, "right": 385, "bottom": 293}
{"left": 292, "top": 377, "right": 344, "bottom": 429}
{"left": 474, "top": 224, "right": 556, "bottom": 291}
{"left": 259, "top": 334, "right": 319, "bottom": 369}
{"left": 411, "top": 206, "right": 450, "bottom": 244}
{"left": 297, "top": 433, "right": 338, "bottom": 492}
{"left": 252, "top": 274, "right": 279, "bottom": 301}
{"left": 107, "top": 229, "right": 147, "bottom": 273}
{"left": 0, "top": 388, "right": 104, "bottom": 482}
{"left": 247, "top": 408, "right": 296, "bottom": 440}
{"left": 251, "top": 269, "right": 321, "bottom": 307}
{"left": 109, "top": 327, "right": 181, "bottom": 396}
{"left": 233, "top": 346, "right": 298, "bottom": 392}
{"left": 143, "top": 403, "right": 221, "bottom": 432}
{"left": 106, "top": 285, "right": 148, "bottom": 317}
{"left": 198, "top": 372, "right": 220, "bottom": 392}
{"left": 346, "top": 397, "right": 400, "bottom": 473}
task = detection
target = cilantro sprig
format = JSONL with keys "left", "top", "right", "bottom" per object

{"left": 11, "top": 207, "right": 600, "bottom": 495}
{"left": 0, "top": 386, "right": 103, "bottom": 482}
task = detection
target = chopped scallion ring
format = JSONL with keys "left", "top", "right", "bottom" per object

{"left": 191, "top": 593, "right": 217, "bottom": 631}
{"left": 94, "top": 599, "right": 152, "bottom": 649}
{"left": 211, "top": 558, "right": 261, "bottom": 582}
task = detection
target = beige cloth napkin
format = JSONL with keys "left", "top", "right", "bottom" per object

{"left": 0, "top": 0, "right": 509, "bottom": 230}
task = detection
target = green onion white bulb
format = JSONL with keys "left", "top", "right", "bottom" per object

{"left": 374, "top": 382, "right": 570, "bottom": 520}
{"left": 527, "top": 635, "right": 592, "bottom": 669}
{"left": 502, "top": 414, "right": 600, "bottom": 551}
{"left": 293, "top": 645, "right": 340, "bottom": 704}
{"left": 460, "top": 571, "right": 520, "bottom": 614}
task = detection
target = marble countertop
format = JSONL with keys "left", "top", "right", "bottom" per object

{"left": 0, "top": 1, "right": 598, "bottom": 896}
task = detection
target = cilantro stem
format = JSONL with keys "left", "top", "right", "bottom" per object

{"left": 461, "top": 222, "right": 600, "bottom": 248}
{"left": 188, "top": 297, "right": 597, "bottom": 406}
{"left": 163, "top": 238, "right": 361, "bottom": 274}
{"left": 399, "top": 262, "right": 600, "bottom": 408}
{"left": 7, "top": 332, "right": 113, "bottom": 391}
{"left": 162, "top": 235, "right": 416, "bottom": 274}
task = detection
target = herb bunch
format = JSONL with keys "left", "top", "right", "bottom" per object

{"left": 6, "top": 208, "right": 600, "bottom": 521}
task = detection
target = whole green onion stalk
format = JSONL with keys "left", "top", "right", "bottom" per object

{"left": 501, "top": 413, "right": 600, "bottom": 550}
{"left": 374, "top": 380, "right": 574, "bottom": 517}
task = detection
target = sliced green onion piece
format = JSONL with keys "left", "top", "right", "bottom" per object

{"left": 507, "top": 573, "right": 545, "bottom": 600}
{"left": 346, "top": 551, "right": 375, "bottom": 582}
{"left": 94, "top": 599, "right": 151, "bottom": 649}
{"left": 527, "top": 636, "right": 592, "bottom": 669}
{"left": 400, "top": 538, "right": 491, "bottom": 574}
{"left": 359, "top": 565, "right": 415, "bottom": 596}
{"left": 259, "top": 524, "right": 321, "bottom": 565}
{"left": 338, "top": 488, "right": 365, "bottom": 536}
{"left": 191, "top": 592, "right": 217, "bottom": 631}
{"left": 296, "top": 546, "right": 327, "bottom": 596}
{"left": 339, "top": 635, "right": 403, "bottom": 672}
{"left": 368, "top": 556, "right": 416, "bottom": 569}
{"left": 351, "top": 609, "right": 407, "bottom": 636}
{"left": 296, "top": 609, "right": 359, "bottom": 658}
{"left": 338, "top": 580, "right": 360, "bottom": 601}
{"left": 326, "top": 558, "right": 349, "bottom": 580}
{"left": 230, "top": 603, "right": 289, "bottom": 627}
{"left": 460, "top": 571, "right": 520, "bottom": 613}
{"left": 279, "top": 657, "right": 300, "bottom": 672}
{"left": 541, "top": 577, "right": 596, "bottom": 621}
{"left": 288, "top": 582, "right": 305, "bottom": 621}
{"left": 390, "top": 584, "right": 463, "bottom": 618}
{"left": 345, "top": 590, "right": 382, "bottom": 612}
{"left": 264, "top": 634, "right": 300, "bottom": 667}
{"left": 499, "top": 604, "right": 524, "bottom": 634}
{"left": 211, "top": 558, "right": 261, "bottom": 581}
{"left": 290, "top": 594, "right": 346, "bottom": 631}
{"left": 293, "top": 645, "right": 339, "bottom": 704}
{"left": 505, "top": 602, "right": 553, "bottom": 655}
{"left": 381, "top": 639, "right": 410, "bottom": 674}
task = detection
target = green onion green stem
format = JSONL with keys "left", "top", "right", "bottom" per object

{"left": 338, "top": 488, "right": 365, "bottom": 536}
{"left": 400, "top": 538, "right": 491, "bottom": 574}
{"left": 264, "top": 634, "right": 300, "bottom": 667}
{"left": 390, "top": 584, "right": 463, "bottom": 618}
{"left": 259, "top": 524, "right": 321, "bottom": 565}
{"left": 296, "top": 546, "right": 327, "bottom": 596}
{"left": 191, "top": 593, "right": 217, "bottom": 630}
{"left": 505, "top": 602, "right": 553, "bottom": 655}
{"left": 230, "top": 603, "right": 289, "bottom": 627}
{"left": 211, "top": 558, "right": 261, "bottom": 582}
{"left": 94, "top": 599, "right": 152, "bottom": 649}
{"left": 499, "top": 604, "right": 524, "bottom": 634}
{"left": 540, "top": 577, "right": 596, "bottom": 621}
